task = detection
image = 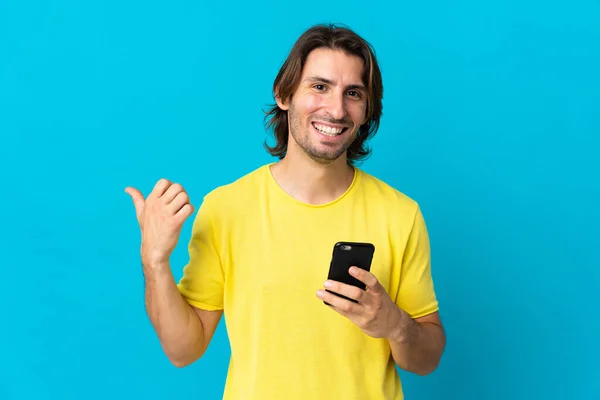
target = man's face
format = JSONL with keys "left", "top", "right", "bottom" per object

{"left": 278, "top": 47, "right": 368, "bottom": 164}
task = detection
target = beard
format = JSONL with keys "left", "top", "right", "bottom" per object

{"left": 288, "top": 103, "right": 357, "bottom": 165}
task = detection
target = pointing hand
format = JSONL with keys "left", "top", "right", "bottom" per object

{"left": 125, "top": 179, "right": 195, "bottom": 266}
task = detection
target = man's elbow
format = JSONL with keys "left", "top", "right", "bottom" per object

{"left": 396, "top": 358, "right": 440, "bottom": 376}
{"left": 171, "top": 359, "right": 190, "bottom": 368}
{"left": 169, "top": 352, "right": 202, "bottom": 368}
{"left": 413, "top": 359, "right": 441, "bottom": 376}
{"left": 166, "top": 344, "right": 206, "bottom": 368}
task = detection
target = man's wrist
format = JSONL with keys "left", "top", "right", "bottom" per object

{"left": 388, "top": 306, "right": 417, "bottom": 343}
{"left": 142, "top": 258, "right": 171, "bottom": 276}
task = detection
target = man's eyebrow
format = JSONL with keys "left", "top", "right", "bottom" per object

{"left": 303, "top": 76, "right": 366, "bottom": 91}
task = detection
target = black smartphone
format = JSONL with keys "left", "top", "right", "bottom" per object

{"left": 325, "top": 241, "right": 375, "bottom": 305}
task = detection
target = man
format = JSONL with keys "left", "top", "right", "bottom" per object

{"left": 126, "top": 23, "right": 445, "bottom": 400}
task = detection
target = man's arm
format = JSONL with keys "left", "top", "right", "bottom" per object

{"left": 387, "top": 310, "right": 446, "bottom": 376}
{"left": 125, "top": 179, "right": 224, "bottom": 368}
{"left": 144, "top": 260, "right": 223, "bottom": 368}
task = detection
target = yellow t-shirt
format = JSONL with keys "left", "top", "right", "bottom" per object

{"left": 177, "top": 164, "right": 439, "bottom": 400}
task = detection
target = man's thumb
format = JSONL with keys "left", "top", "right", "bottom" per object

{"left": 124, "top": 186, "right": 145, "bottom": 218}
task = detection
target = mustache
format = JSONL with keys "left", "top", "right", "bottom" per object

{"left": 312, "top": 116, "right": 352, "bottom": 126}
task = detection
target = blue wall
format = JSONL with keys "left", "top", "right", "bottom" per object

{"left": 1, "top": 0, "right": 599, "bottom": 399}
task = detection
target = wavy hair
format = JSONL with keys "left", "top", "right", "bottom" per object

{"left": 263, "top": 23, "right": 384, "bottom": 165}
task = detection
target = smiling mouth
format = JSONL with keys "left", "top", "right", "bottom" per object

{"left": 312, "top": 122, "right": 348, "bottom": 137}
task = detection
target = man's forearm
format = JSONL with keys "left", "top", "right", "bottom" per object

{"left": 387, "top": 308, "right": 446, "bottom": 376}
{"left": 143, "top": 261, "right": 205, "bottom": 367}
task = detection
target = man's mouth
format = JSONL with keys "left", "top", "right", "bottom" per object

{"left": 312, "top": 122, "right": 348, "bottom": 137}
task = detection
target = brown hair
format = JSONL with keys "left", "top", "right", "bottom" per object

{"left": 263, "top": 23, "right": 384, "bottom": 165}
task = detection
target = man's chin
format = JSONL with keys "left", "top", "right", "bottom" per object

{"left": 306, "top": 149, "right": 347, "bottom": 165}
{"left": 290, "top": 134, "right": 350, "bottom": 164}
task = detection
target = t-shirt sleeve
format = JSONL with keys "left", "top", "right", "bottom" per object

{"left": 176, "top": 195, "right": 225, "bottom": 311}
{"left": 394, "top": 206, "right": 439, "bottom": 318}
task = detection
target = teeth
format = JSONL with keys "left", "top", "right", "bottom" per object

{"left": 313, "top": 123, "right": 343, "bottom": 136}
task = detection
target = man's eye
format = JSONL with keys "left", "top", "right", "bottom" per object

{"left": 314, "top": 84, "right": 325, "bottom": 90}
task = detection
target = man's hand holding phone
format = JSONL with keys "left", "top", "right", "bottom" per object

{"left": 316, "top": 267, "right": 407, "bottom": 341}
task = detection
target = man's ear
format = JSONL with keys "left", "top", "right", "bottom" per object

{"left": 275, "top": 88, "right": 290, "bottom": 111}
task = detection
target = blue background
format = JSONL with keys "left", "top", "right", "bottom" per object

{"left": 1, "top": 0, "right": 599, "bottom": 399}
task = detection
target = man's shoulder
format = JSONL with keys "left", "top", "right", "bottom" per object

{"left": 358, "top": 168, "right": 420, "bottom": 212}
{"left": 200, "top": 163, "right": 270, "bottom": 208}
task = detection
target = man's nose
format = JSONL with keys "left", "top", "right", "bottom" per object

{"left": 326, "top": 92, "right": 346, "bottom": 121}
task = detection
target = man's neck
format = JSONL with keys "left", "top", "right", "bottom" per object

{"left": 270, "top": 151, "right": 355, "bottom": 205}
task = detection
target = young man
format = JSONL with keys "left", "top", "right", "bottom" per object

{"left": 126, "top": 24, "right": 446, "bottom": 400}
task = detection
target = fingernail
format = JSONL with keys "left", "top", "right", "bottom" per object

{"left": 323, "top": 280, "right": 333, "bottom": 288}
{"left": 349, "top": 267, "right": 357, "bottom": 275}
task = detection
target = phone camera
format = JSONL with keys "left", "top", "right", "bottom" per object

{"left": 341, "top": 245, "right": 352, "bottom": 251}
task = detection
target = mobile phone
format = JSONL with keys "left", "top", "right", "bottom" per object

{"left": 325, "top": 241, "right": 375, "bottom": 305}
